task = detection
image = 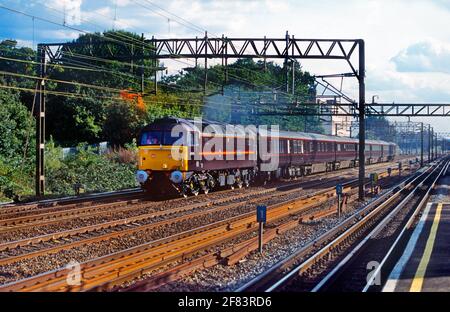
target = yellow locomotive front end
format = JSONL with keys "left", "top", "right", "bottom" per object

{"left": 136, "top": 119, "right": 193, "bottom": 195}
{"left": 138, "top": 145, "right": 188, "bottom": 172}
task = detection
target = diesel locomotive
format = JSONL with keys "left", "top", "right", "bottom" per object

{"left": 136, "top": 117, "right": 398, "bottom": 197}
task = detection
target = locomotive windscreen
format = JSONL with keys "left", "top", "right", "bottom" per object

{"left": 140, "top": 130, "right": 184, "bottom": 146}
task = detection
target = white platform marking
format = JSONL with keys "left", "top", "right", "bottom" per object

{"left": 382, "top": 202, "right": 433, "bottom": 292}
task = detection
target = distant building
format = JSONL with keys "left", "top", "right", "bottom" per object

{"left": 319, "top": 99, "right": 354, "bottom": 137}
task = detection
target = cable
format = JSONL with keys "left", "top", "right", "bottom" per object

{"left": 1, "top": 50, "right": 311, "bottom": 113}
{"left": 0, "top": 54, "right": 122, "bottom": 74}
{"left": 0, "top": 84, "right": 123, "bottom": 101}
{"left": 0, "top": 82, "right": 272, "bottom": 114}
{"left": 130, "top": 0, "right": 205, "bottom": 35}
{"left": 0, "top": 52, "right": 248, "bottom": 109}
{"left": 0, "top": 7, "right": 299, "bottom": 109}
{"left": 2, "top": 3, "right": 293, "bottom": 100}
{"left": 0, "top": 70, "right": 125, "bottom": 93}
{"left": 36, "top": 1, "right": 298, "bottom": 96}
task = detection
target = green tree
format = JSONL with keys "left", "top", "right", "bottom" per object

{"left": 103, "top": 101, "right": 146, "bottom": 146}
{"left": 0, "top": 39, "right": 37, "bottom": 111}
{"left": 161, "top": 58, "right": 320, "bottom": 132}
{"left": 0, "top": 89, "right": 35, "bottom": 159}
{"left": 0, "top": 89, "right": 35, "bottom": 201}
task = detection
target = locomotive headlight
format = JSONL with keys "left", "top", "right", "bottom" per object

{"left": 136, "top": 170, "right": 148, "bottom": 184}
{"left": 170, "top": 171, "right": 183, "bottom": 184}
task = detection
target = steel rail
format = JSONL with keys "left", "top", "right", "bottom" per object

{"left": 362, "top": 160, "right": 449, "bottom": 291}
{"left": 0, "top": 163, "right": 402, "bottom": 291}
{"left": 236, "top": 161, "right": 436, "bottom": 292}
{"left": 0, "top": 188, "right": 142, "bottom": 213}
{"left": 0, "top": 176, "right": 350, "bottom": 265}
{"left": 0, "top": 160, "right": 406, "bottom": 240}
{"left": 267, "top": 161, "right": 440, "bottom": 292}
{"left": 311, "top": 159, "right": 448, "bottom": 292}
{"left": 0, "top": 171, "right": 357, "bottom": 248}
{"left": 0, "top": 162, "right": 405, "bottom": 268}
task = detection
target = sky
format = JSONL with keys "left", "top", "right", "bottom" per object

{"left": 0, "top": 0, "right": 450, "bottom": 132}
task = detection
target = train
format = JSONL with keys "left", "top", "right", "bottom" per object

{"left": 136, "top": 117, "right": 398, "bottom": 197}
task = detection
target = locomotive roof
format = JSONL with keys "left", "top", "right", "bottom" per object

{"left": 143, "top": 117, "right": 395, "bottom": 146}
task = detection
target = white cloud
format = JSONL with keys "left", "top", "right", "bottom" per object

{"left": 392, "top": 40, "right": 450, "bottom": 74}
{"left": 46, "top": 30, "right": 80, "bottom": 40}
{"left": 47, "top": 0, "right": 83, "bottom": 26}
{"left": 115, "top": 0, "right": 133, "bottom": 7}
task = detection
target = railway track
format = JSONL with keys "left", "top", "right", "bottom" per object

{"left": 0, "top": 188, "right": 144, "bottom": 216}
{"left": 0, "top": 156, "right": 414, "bottom": 219}
{"left": 0, "top": 169, "right": 366, "bottom": 247}
{"left": 0, "top": 160, "right": 413, "bottom": 291}
{"left": 321, "top": 160, "right": 449, "bottom": 292}
{"left": 0, "top": 160, "right": 411, "bottom": 248}
{"left": 0, "top": 175, "right": 352, "bottom": 265}
{"left": 236, "top": 158, "right": 446, "bottom": 292}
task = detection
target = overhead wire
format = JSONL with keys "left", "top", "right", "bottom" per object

{"left": 0, "top": 3, "right": 306, "bottom": 113}
{"left": 1, "top": 51, "right": 300, "bottom": 115}
{"left": 37, "top": 1, "right": 295, "bottom": 95}
{"left": 1, "top": 3, "right": 288, "bottom": 100}
{"left": 0, "top": 83, "right": 259, "bottom": 113}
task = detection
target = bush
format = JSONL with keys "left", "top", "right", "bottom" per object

{"left": 45, "top": 143, "right": 137, "bottom": 196}
{"left": 0, "top": 156, "right": 34, "bottom": 202}
{"left": 104, "top": 138, "right": 138, "bottom": 165}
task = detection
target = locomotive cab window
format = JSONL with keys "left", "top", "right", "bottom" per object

{"left": 140, "top": 131, "right": 162, "bottom": 145}
{"left": 140, "top": 129, "right": 185, "bottom": 146}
